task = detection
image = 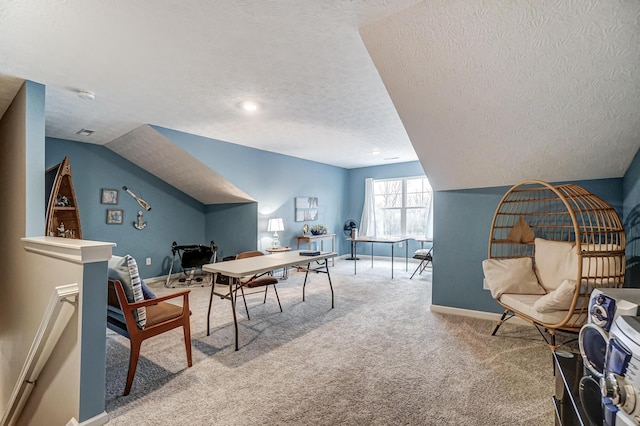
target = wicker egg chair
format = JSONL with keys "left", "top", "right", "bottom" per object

{"left": 488, "top": 180, "right": 626, "bottom": 347}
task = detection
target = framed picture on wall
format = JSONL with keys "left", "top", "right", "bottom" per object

{"left": 106, "top": 209, "right": 123, "bottom": 224}
{"left": 101, "top": 188, "right": 119, "bottom": 205}
{"left": 295, "top": 197, "right": 318, "bottom": 222}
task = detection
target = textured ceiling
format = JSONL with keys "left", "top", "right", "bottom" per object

{"left": 106, "top": 125, "right": 255, "bottom": 205}
{"left": 361, "top": 0, "right": 640, "bottom": 190}
{"left": 0, "top": 0, "right": 420, "bottom": 171}
{"left": 0, "top": 0, "right": 638, "bottom": 194}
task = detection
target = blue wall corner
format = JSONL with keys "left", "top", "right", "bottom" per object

{"left": 79, "top": 261, "right": 107, "bottom": 421}
{"left": 205, "top": 203, "right": 258, "bottom": 259}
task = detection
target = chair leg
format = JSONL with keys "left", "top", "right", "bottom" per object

{"left": 124, "top": 339, "right": 142, "bottom": 396}
{"left": 272, "top": 285, "right": 283, "bottom": 312}
{"left": 238, "top": 284, "right": 250, "bottom": 320}
{"left": 491, "top": 309, "right": 510, "bottom": 336}
{"left": 182, "top": 298, "right": 193, "bottom": 367}
{"left": 262, "top": 286, "right": 268, "bottom": 304}
{"left": 420, "top": 258, "right": 431, "bottom": 273}
{"left": 183, "top": 323, "right": 193, "bottom": 368}
{"left": 410, "top": 259, "right": 425, "bottom": 279}
{"left": 207, "top": 276, "right": 215, "bottom": 336}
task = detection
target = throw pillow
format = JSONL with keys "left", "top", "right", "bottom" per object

{"left": 108, "top": 255, "right": 147, "bottom": 328}
{"left": 533, "top": 279, "right": 576, "bottom": 313}
{"left": 482, "top": 257, "right": 546, "bottom": 299}
{"left": 507, "top": 216, "right": 535, "bottom": 244}
{"left": 534, "top": 238, "right": 577, "bottom": 292}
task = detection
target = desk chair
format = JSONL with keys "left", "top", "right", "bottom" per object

{"left": 410, "top": 247, "right": 433, "bottom": 279}
{"left": 234, "top": 251, "right": 282, "bottom": 319}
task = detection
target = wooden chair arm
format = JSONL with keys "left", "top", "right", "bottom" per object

{"left": 127, "top": 289, "right": 190, "bottom": 309}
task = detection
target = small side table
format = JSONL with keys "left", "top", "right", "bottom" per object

{"left": 296, "top": 233, "right": 335, "bottom": 266}
{"left": 265, "top": 246, "right": 291, "bottom": 279}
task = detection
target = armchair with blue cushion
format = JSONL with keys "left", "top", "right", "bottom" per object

{"left": 107, "top": 255, "right": 192, "bottom": 395}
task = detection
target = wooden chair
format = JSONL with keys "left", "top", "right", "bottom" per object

{"left": 107, "top": 279, "right": 193, "bottom": 395}
{"left": 234, "top": 251, "right": 281, "bottom": 319}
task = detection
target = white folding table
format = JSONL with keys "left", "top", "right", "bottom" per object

{"left": 203, "top": 250, "right": 337, "bottom": 350}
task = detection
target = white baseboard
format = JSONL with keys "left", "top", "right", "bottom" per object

{"left": 68, "top": 411, "right": 108, "bottom": 426}
{"left": 143, "top": 274, "right": 174, "bottom": 285}
{"left": 429, "top": 304, "right": 529, "bottom": 326}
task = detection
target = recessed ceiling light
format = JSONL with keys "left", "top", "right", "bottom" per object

{"left": 77, "top": 90, "right": 95, "bottom": 100}
{"left": 76, "top": 128, "right": 95, "bottom": 136}
{"left": 371, "top": 150, "right": 381, "bottom": 155}
{"left": 239, "top": 101, "right": 259, "bottom": 111}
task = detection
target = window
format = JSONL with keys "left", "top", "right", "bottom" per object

{"left": 373, "top": 176, "right": 432, "bottom": 237}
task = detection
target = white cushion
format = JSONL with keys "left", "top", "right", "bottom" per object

{"left": 482, "top": 257, "right": 545, "bottom": 299}
{"left": 108, "top": 255, "right": 146, "bottom": 328}
{"left": 533, "top": 279, "right": 576, "bottom": 313}
{"left": 499, "top": 293, "right": 583, "bottom": 325}
{"left": 534, "top": 238, "right": 577, "bottom": 291}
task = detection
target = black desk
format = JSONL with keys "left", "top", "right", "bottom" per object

{"left": 553, "top": 350, "right": 603, "bottom": 426}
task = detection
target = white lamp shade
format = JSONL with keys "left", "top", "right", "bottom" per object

{"left": 268, "top": 218, "right": 284, "bottom": 232}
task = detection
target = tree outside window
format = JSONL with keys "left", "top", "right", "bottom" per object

{"left": 373, "top": 177, "right": 432, "bottom": 237}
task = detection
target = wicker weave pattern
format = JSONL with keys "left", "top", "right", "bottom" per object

{"left": 488, "top": 180, "right": 625, "bottom": 332}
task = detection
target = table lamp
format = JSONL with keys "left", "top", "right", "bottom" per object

{"left": 268, "top": 218, "right": 284, "bottom": 248}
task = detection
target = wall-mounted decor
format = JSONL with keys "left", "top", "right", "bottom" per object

{"left": 101, "top": 188, "right": 119, "bottom": 205}
{"left": 106, "top": 209, "right": 123, "bottom": 224}
{"left": 295, "top": 197, "right": 318, "bottom": 222}
{"left": 134, "top": 211, "right": 147, "bottom": 230}
{"left": 123, "top": 186, "right": 151, "bottom": 211}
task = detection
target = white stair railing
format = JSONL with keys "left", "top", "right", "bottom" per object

{"left": 1, "top": 283, "right": 79, "bottom": 426}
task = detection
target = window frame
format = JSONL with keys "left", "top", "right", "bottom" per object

{"left": 373, "top": 175, "right": 432, "bottom": 237}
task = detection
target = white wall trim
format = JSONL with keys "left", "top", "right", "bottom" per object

{"left": 66, "top": 411, "right": 108, "bottom": 426}
{"left": 22, "top": 236, "right": 115, "bottom": 264}
{"left": 429, "top": 304, "right": 529, "bottom": 326}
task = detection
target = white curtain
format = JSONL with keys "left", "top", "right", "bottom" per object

{"left": 425, "top": 193, "right": 434, "bottom": 239}
{"left": 359, "top": 178, "right": 376, "bottom": 237}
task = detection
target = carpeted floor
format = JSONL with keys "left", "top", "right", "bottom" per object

{"left": 105, "top": 256, "right": 561, "bottom": 425}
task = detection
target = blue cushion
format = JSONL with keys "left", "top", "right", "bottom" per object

{"left": 141, "top": 279, "right": 156, "bottom": 299}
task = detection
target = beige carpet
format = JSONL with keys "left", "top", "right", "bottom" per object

{"left": 105, "top": 257, "right": 560, "bottom": 425}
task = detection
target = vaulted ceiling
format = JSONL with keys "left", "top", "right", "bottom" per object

{"left": 1, "top": 0, "right": 638, "bottom": 193}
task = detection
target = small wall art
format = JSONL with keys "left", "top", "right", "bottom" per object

{"left": 101, "top": 188, "right": 119, "bottom": 205}
{"left": 295, "top": 197, "right": 318, "bottom": 222}
{"left": 106, "top": 209, "right": 123, "bottom": 224}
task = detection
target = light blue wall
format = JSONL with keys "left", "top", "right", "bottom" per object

{"left": 46, "top": 138, "right": 205, "bottom": 278}
{"left": 153, "top": 126, "right": 351, "bottom": 254}
{"left": 346, "top": 161, "right": 431, "bottom": 256}
{"left": 25, "top": 81, "right": 45, "bottom": 237}
{"left": 205, "top": 203, "right": 258, "bottom": 260}
{"left": 79, "top": 261, "right": 107, "bottom": 422}
{"left": 433, "top": 178, "right": 624, "bottom": 313}
{"left": 46, "top": 130, "right": 353, "bottom": 276}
